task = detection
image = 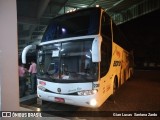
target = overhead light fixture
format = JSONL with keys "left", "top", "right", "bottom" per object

{"left": 67, "top": 8, "right": 77, "bottom": 13}
{"left": 81, "top": 5, "right": 87, "bottom": 8}
{"left": 96, "top": 5, "right": 99, "bottom": 7}
{"left": 113, "top": 0, "right": 124, "bottom": 6}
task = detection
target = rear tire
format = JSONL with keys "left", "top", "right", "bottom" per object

{"left": 113, "top": 76, "right": 118, "bottom": 94}
{"left": 129, "top": 68, "right": 134, "bottom": 79}
{"left": 110, "top": 76, "right": 118, "bottom": 104}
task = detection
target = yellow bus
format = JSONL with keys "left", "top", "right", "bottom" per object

{"left": 22, "top": 7, "right": 134, "bottom": 108}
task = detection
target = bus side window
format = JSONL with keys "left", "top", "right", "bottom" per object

{"left": 100, "top": 12, "right": 112, "bottom": 78}
{"left": 112, "top": 22, "right": 130, "bottom": 51}
{"left": 101, "top": 12, "right": 112, "bottom": 40}
{"left": 100, "top": 40, "right": 112, "bottom": 78}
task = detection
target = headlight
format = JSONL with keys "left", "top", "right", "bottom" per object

{"left": 77, "top": 89, "right": 98, "bottom": 96}
{"left": 38, "top": 85, "right": 46, "bottom": 91}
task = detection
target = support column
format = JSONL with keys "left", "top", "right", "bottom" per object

{"left": 0, "top": 0, "right": 19, "bottom": 116}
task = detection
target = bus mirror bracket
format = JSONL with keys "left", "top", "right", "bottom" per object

{"left": 22, "top": 44, "right": 36, "bottom": 64}
{"left": 36, "top": 45, "right": 41, "bottom": 50}
{"left": 92, "top": 36, "right": 102, "bottom": 62}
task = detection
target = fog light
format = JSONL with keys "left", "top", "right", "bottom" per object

{"left": 89, "top": 99, "right": 97, "bottom": 106}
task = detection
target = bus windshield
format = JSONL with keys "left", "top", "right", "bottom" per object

{"left": 42, "top": 8, "right": 100, "bottom": 42}
{"left": 37, "top": 39, "right": 98, "bottom": 82}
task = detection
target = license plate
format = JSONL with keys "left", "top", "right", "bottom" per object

{"left": 55, "top": 97, "right": 65, "bottom": 103}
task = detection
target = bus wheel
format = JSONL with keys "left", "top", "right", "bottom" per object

{"left": 113, "top": 76, "right": 118, "bottom": 94}
{"left": 110, "top": 76, "right": 118, "bottom": 103}
{"left": 124, "top": 71, "right": 126, "bottom": 81}
{"left": 129, "top": 68, "right": 134, "bottom": 79}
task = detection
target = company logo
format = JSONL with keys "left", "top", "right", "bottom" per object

{"left": 113, "top": 61, "right": 121, "bottom": 67}
{"left": 57, "top": 88, "right": 61, "bottom": 93}
{"left": 2, "top": 112, "right": 11, "bottom": 117}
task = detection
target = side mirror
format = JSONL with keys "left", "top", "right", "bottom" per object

{"left": 22, "top": 45, "right": 36, "bottom": 64}
{"left": 92, "top": 36, "right": 102, "bottom": 62}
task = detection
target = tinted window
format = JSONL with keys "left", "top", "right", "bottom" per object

{"left": 42, "top": 8, "right": 101, "bottom": 42}
{"left": 100, "top": 12, "right": 112, "bottom": 77}
{"left": 101, "top": 12, "right": 112, "bottom": 40}
{"left": 100, "top": 39, "right": 112, "bottom": 77}
{"left": 37, "top": 39, "right": 98, "bottom": 82}
{"left": 112, "top": 22, "right": 130, "bottom": 51}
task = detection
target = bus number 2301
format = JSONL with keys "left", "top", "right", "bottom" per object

{"left": 113, "top": 61, "right": 121, "bottom": 67}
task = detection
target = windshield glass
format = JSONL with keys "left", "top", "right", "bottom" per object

{"left": 42, "top": 8, "right": 100, "bottom": 42}
{"left": 37, "top": 39, "right": 98, "bottom": 82}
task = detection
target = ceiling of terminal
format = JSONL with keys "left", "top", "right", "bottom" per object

{"left": 17, "top": 0, "right": 160, "bottom": 55}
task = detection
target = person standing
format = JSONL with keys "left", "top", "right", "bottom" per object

{"left": 28, "top": 60, "right": 37, "bottom": 94}
{"left": 19, "top": 63, "right": 27, "bottom": 97}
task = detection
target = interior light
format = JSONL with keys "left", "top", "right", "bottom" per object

{"left": 38, "top": 50, "right": 43, "bottom": 54}
{"left": 62, "top": 28, "right": 66, "bottom": 32}
{"left": 90, "top": 50, "right": 92, "bottom": 53}
{"left": 86, "top": 54, "right": 91, "bottom": 58}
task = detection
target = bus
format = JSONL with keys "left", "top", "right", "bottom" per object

{"left": 22, "top": 7, "right": 134, "bottom": 108}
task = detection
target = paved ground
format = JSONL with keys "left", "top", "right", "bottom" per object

{"left": 20, "top": 70, "right": 160, "bottom": 120}
{"left": 100, "top": 70, "right": 160, "bottom": 111}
